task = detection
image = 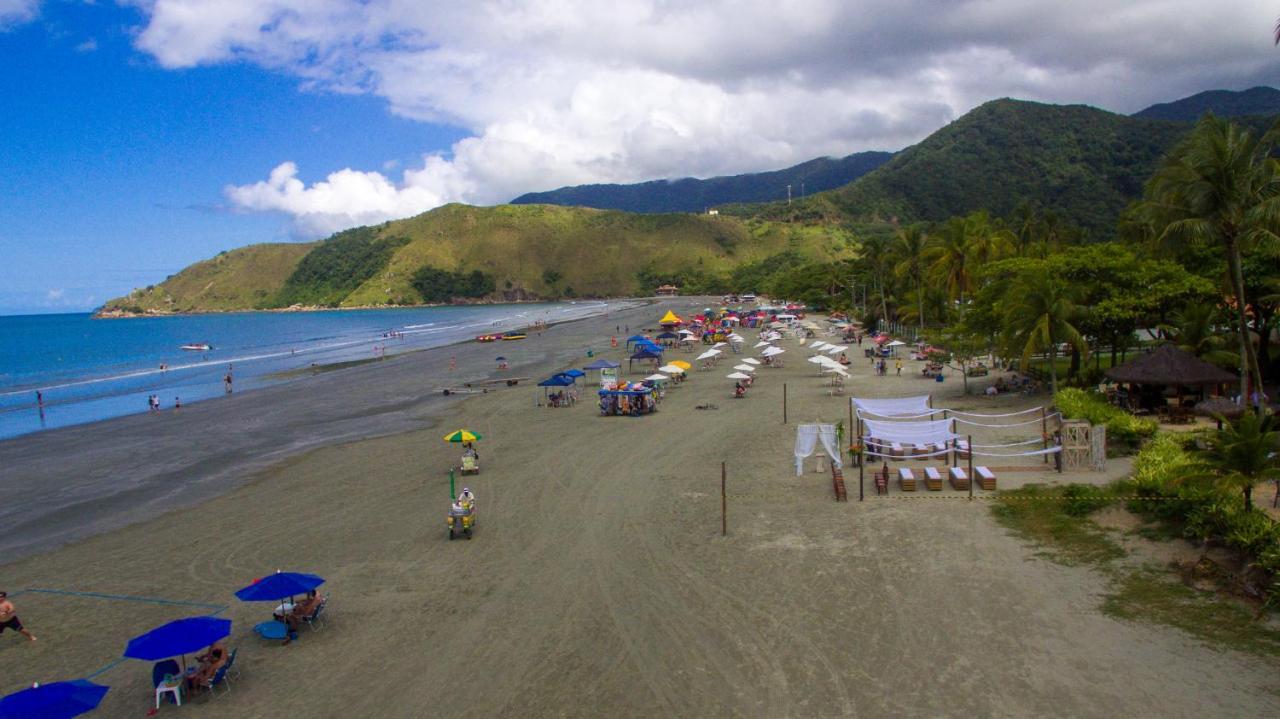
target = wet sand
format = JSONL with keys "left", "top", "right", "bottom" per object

{"left": 3, "top": 305, "right": 1276, "bottom": 717}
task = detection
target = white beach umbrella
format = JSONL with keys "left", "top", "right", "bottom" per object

{"left": 734, "top": 364, "right": 756, "bottom": 373}
{"left": 713, "top": 342, "right": 727, "bottom": 348}
{"left": 679, "top": 328, "right": 697, "bottom": 335}
{"left": 886, "top": 340, "right": 906, "bottom": 347}
{"left": 658, "top": 364, "right": 685, "bottom": 374}
{"left": 761, "top": 347, "right": 786, "bottom": 357}
{"left": 645, "top": 374, "right": 670, "bottom": 381}
{"left": 742, "top": 358, "right": 761, "bottom": 365}
{"left": 823, "top": 366, "right": 849, "bottom": 376}
{"left": 696, "top": 349, "right": 721, "bottom": 360}
{"left": 825, "top": 344, "right": 849, "bottom": 355}
{"left": 726, "top": 372, "right": 752, "bottom": 380}
{"left": 807, "top": 355, "right": 827, "bottom": 364}
{"left": 810, "top": 342, "right": 831, "bottom": 351}
{"left": 754, "top": 341, "right": 772, "bottom": 349}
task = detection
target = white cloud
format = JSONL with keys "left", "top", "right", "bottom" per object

{"left": 0, "top": 0, "right": 38, "bottom": 28}
{"left": 75, "top": 38, "right": 98, "bottom": 53}
{"left": 124, "top": 0, "right": 1280, "bottom": 235}
{"left": 45, "top": 288, "right": 64, "bottom": 302}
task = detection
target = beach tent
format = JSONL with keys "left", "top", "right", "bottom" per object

{"left": 583, "top": 359, "right": 620, "bottom": 370}
{"left": 629, "top": 348, "right": 663, "bottom": 371}
{"left": 659, "top": 310, "right": 684, "bottom": 325}
{"left": 538, "top": 374, "right": 575, "bottom": 387}
{"left": 625, "top": 334, "right": 649, "bottom": 349}
{"left": 562, "top": 369, "right": 586, "bottom": 379}
{"left": 852, "top": 395, "right": 933, "bottom": 417}
{"left": 655, "top": 331, "right": 679, "bottom": 340}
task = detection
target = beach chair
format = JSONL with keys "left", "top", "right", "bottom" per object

{"left": 933, "top": 442, "right": 947, "bottom": 459}
{"left": 890, "top": 442, "right": 904, "bottom": 460}
{"left": 460, "top": 454, "right": 479, "bottom": 475}
{"left": 198, "top": 664, "right": 231, "bottom": 700}
{"left": 914, "top": 443, "right": 929, "bottom": 461}
{"left": 223, "top": 648, "right": 240, "bottom": 683}
{"left": 955, "top": 439, "right": 970, "bottom": 460}
{"left": 304, "top": 594, "right": 329, "bottom": 631}
{"left": 898, "top": 467, "right": 916, "bottom": 491}
{"left": 924, "top": 466, "right": 943, "bottom": 491}
{"left": 948, "top": 466, "right": 969, "bottom": 490}
{"left": 976, "top": 466, "right": 997, "bottom": 491}
{"left": 874, "top": 465, "right": 889, "bottom": 495}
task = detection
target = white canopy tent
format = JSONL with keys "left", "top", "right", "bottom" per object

{"left": 852, "top": 395, "right": 933, "bottom": 417}
{"left": 794, "top": 424, "right": 842, "bottom": 475}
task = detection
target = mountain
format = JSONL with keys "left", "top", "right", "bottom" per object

{"left": 101, "top": 242, "right": 318, "bottom": 314}
{"left": 100, "top": 204, "right": 852, "bottom": 314}
{"left": 1132, "top": 86, "right": 1280, "bottom": 122}
{"left": 509, "top": 151, "right": 893, "bottom": 213}
{"left": 735, "top": 98, "right": 1275, "bottom": 236}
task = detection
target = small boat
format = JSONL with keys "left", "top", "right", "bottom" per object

{"left": 500, "top": 332, "right": 527, "bottom": 341}
{"left": 180, "top": 343, "right": 212, "bottom": 351}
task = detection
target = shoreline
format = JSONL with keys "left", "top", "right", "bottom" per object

{"left": 91, "top": 294, "right": 636, "bottom": 319}
{"left": 0, "top": 296, "right": 676, "bottom": 562}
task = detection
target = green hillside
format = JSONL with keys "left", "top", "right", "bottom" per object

{"left": 730, "top": 99, "right": 1196, "bottom": 237}
{"left": 101, "top": 203, "right": 853, "bottom": 313}
{"left": 1132, "top": 86, "right": 1280, "bottom": 122}
{"left": 100, "top": 242, "right": 318, "bottom": 314}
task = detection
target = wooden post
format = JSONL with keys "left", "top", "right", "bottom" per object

{"left": 721, "top": 461, "right": 727, "bottom": 536}
{"left": 848, "top": 399, "right": 854, "bottom": 464}
{"left": 1041, "top": 406, "right": 1049, "bottom": 464}
{"left": 783, "top": 383, "right": 788, "bottom": 424}
{"left": 858, "top": 455, "right": 864, "bottom": 501}
{"left": 967, "top": 434, "right": 974, "bottom": 500}
{"left": 1054, "top": 432, "right": 1063, "bottom": 473}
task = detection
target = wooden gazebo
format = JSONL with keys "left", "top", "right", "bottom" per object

{"left": 1106, "top": 344, "right": 1237, "bottom": 419}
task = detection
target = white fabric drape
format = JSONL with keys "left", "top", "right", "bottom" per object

{"left": 852, "top": 395, "right": 933, "bottom": 416}
{"left": 861, "top": 418, "right": 959, "bottom": 445}
{"left": 795, "top": 424, "right": 843, "bottom": 475}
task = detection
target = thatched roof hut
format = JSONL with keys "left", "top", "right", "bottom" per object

{"left": 1106, "top": 344, "right": 1237, "bottom": 387}
{"left": 1193, "top": 397, "right": 1246, "bottom": 419}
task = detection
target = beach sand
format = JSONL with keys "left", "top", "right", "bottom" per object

{"left": 3, "top": 301, "right": 1276, "bottom": 717}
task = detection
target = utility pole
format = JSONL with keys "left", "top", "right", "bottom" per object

{"left": 786, "top": 184, "right": 792, "bottom": 205}
{"left": 800, "top": 182, "right": 805, "bottom": 198}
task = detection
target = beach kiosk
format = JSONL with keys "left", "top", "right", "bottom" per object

{"left": 598, "top": 384, "right": 657, "bottom": 416}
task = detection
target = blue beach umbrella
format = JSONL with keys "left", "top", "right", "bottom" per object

{"left": 123, "top": 617, "right": 231, "bottom": 661}
{"left": 0, "top": 680, "right": 109, "bottom": 719}
{"left": 234, "top": 572, "right": 325, "bottom": 602}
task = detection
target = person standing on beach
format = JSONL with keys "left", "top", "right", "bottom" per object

{"left": 35, "top": 390, "right": 42, "bottom": 408}
{"left": 174, "top": 396, "right": 181, "bottom": 410}
{"left": 224, "top": 369, "right": 233, "bottom": 394}
{"left": 449, "top": 355, "right": 457, "bottom": 371}
{"left": 895, "top": 358, "right": 903, "bottom": 376}
{"left": 0, "top": 591, "right": 36, "bottom": 642}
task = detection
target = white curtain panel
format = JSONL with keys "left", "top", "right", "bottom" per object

{"left": 795, "top": 424, "right": 844, "bottom": 475}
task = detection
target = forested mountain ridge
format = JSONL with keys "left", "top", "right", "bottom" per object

{"left": 509, "top": 151, "right": 893, "bottom": 212}
{"left": 1132, "top": 86, "right": 1280, "bottom": 122}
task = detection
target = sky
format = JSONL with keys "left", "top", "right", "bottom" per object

{"left": 0, "top": 1, "right": 1276, "bottom": 315}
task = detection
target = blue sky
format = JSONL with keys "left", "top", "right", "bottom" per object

{"left": 0, "top": 1, "right": 1274, "bottom": 315}
{"left": 0, "top": 1, "right": 466, "bottom": 314}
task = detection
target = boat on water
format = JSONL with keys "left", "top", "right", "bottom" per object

{"left": 180, "top": 343, "right": 212, "bottom": 351}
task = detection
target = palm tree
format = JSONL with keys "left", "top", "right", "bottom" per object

{"left": 1164, "top": 303, "right": 1238, "bottom": 367}
{"left": 1180, "top": 412, "right": 1280, "bottom": 512}
{"left": 1002, "top": 268, "right": 1088, "bottom": 394}
{"left": 925, "top": 217, "right": 971, "bottom": 305}
{"left": 891, "top": 225, "right": 930, "bottom": 331}
{"left": 962, "top": 211, "right": 1014, "bottom": 267}
{"left": 1137, "top": 115, "right": 1280, "bottom": 409}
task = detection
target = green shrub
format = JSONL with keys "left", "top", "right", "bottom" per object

{"left": 1055, "top": 387, "right": 1158, "bottom": 447}
{"left": 1062, "top": 483, "right": 1109, "bottom": 516}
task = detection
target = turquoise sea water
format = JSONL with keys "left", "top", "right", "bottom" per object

{"left": 0, "top": 302, "right": 614, "bottom": 440}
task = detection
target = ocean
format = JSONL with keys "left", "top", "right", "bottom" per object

{"left": 0, "top": 301, "right": 622, "bottom": 440}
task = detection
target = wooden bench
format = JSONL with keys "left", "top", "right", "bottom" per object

{"left": 924, "top": 467, "right": 943, "bottom": 491}
{"left": 913, "top": 443, "right": 929, "bottom": 460}
{"left": 976, "top": 466, "right": 997, "bottom": 491}
{"left": 832, "top": 466, "right": 847, "bottom": 502}
{"left": 949, "top": 466, "right": 970, "bottom": 490}
{"left": 955, "top": 440, "right": 970, "bottom": 460}
{"left": 890, "top": 442, "right": 904, "bottom": 460}
{"left": 898, "top": 467, "right": 917, "bottom": 492}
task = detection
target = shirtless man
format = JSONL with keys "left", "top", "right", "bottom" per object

{"left": 0, "top": 591, "right": 36, "bottom": 641}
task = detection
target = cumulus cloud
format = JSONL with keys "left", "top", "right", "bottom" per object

{"left": 124, "top": 0, "right": 1280, "bottom": 235}
{"left": 0, "top": 0, "right": 38, "bottom": 28}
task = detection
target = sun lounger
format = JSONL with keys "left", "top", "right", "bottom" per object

{"left": 898, "top": 467, "right": 916, "bottom": 491}
{"left": 914, "top": 443, "right": 929, "bottom": 460}
{"left": 933, "top": 442, "right": 947, "bottom": 457}
{"left": 924, "top": 466, "right": 943, "bottom": 491}
{"left": 890, "top": 442, "right": 904, "bottom": 459}
{"left": 955, "top": 439, "right": 970, "bottom": 459}
{"left": 948, "top": 466, "right": 969, "bottom": 490}
{"left": 976, "top": 466, "right": 997, "bottom": 490}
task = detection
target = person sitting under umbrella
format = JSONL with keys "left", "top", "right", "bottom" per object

{"left": 186, "top": 641, "right": 228, "bottom": 692}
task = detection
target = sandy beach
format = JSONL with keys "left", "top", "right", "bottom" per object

{"left": 3, "top": 299, "right": 1276, "bottom": 717}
